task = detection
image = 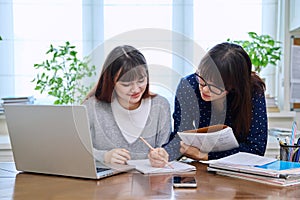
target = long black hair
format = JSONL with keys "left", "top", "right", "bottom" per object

{"left": 198, "top": 42, "right": 265, "bottom": 138}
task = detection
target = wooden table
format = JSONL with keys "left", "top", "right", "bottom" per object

{"left": 1, "top": 162, "right": 300, "bottom": 199}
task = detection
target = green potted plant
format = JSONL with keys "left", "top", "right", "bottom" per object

{"left": 32, "top": 41, "right": 96, "bottom": 105}
{"left": 228, "top": 32, "right": 282, "bottom": 73}
{"left": 228, "top": 32, "right": 282, "bottom": 112}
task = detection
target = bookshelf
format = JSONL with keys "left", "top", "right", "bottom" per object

{"left": 266, "top": 96, "right": 280, "bottom": 112}
{"left": 266, "top": 111, "right": 297, "bottom": 159}
{"left": 267, "top": 111, "right": 296, "bottom": 130}
{"left": 267, "top": 111, "right": 296, "bottom": 118}
{"left": 290, "top": 37, "right": 300, "bottom": 108}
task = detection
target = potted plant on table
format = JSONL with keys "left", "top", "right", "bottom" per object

{"left": 32, "top": 41, "right": 96, "bottom": 105}
{"left": 228, "top": 32, "right": 282, "bottom": 74}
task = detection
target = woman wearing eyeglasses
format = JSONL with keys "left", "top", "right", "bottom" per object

{"left": 165, "top": 42, "right": 268, "bottom": 161}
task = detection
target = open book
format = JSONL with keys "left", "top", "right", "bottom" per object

{"left": 178, "top": 125, "right": 239, "bottom": 153}
{"left": 127, "top": 159, "right": 196, "bottom": 174}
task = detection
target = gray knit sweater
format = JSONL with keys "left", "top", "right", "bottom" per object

{"left": 83, "top": 95, "right": 172, "bottom": 162}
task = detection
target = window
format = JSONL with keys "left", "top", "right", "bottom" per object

{"left": 193, "top": 0, "right": 262, "bottom": 53}
{"left": 0, "top": 0, "right": 82, "bottom": 102}
{"left": 102, "top": 0, "right": 174, "bottom": 105}
{"left": 1, "top": 0, "right": 264, "bottom": 105}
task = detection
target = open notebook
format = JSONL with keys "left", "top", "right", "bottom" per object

{"left": 127, "top": 159, "right": 196, "bottom": 174}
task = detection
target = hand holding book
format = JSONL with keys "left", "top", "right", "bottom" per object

{"left": 178, "top": 124, "right": 239, "bottom": 153}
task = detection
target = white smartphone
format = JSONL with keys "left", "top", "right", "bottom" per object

{"left": 173, "top": 176, "right": 197, "bottom": 188}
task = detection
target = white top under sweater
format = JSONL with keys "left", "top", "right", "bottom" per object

{"left": 111, "top": 98, "right": 151, "bottom": 144}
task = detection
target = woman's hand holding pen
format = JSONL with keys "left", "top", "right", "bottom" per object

{"left": 148, "top": 148, "right": 169, "bottom": 168}
{"left": 180, "top": 141, "right": 208, "bottom": 161}
{"left": 104, "top": 148, "right": 131, "bottom": 164}
{"left": 139, "top": 137, "right": 172, "bottom": 168}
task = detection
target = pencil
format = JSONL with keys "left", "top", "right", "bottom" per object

{"left": 139, "top": 137, "right": 174, "bottom": 169}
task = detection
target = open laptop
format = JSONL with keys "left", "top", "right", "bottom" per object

{"left": 3, "top": 104, "right": 135, "bottom": 179}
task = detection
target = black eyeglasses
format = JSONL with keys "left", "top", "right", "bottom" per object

{"left": 194, "top": 73, "right": 225, "bottom": 95}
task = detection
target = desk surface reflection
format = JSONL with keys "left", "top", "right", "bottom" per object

{"left": 1, "top": 162, "right": 300, "bottom": 199}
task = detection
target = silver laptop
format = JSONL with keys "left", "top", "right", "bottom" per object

{"left": 4, "top": 104, "right": 134, "bottom": 179}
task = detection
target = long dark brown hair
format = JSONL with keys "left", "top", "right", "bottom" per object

{"left": 85, "top": 45, "right": 155, "bottom": 102}
{"left": 198, "top": 42, "right": 265, "bottom": 138}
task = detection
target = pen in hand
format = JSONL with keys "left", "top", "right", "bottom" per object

{"left": 139, "top": 137, "right": 174, "bottom": 169}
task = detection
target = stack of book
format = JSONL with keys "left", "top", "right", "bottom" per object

{"left": 1, "top": 96, "right": 35, "bottom": 105}
{"left": 265, "top": 96, "right": 280, "bottom": 112}
{"left": 207, "top": 152, "right": 300, "bottom": 187}
{"left": 1, "top": 96, "right": 35, "bottom": 114}
{"left": 0, "top": 105, "right": 3, "bottom": 114}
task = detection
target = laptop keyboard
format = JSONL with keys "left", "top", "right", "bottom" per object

{"left": 96, "top": 167, "right": 110, "bottom": 173}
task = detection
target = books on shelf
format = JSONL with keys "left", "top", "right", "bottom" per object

{"left": 265, "top": 96, "right": 280, "bottom": 112}
{"left": 267, "top": 106, "right": 280, "bottom": 112}
{"left": 207, "top": 152, "right": 300, "bottom": 187}
{"left": 1, "top": 96, "right": 35, "bottom": 114}
{"left": 127, "top": 159, "right": 196, "bottom": 174}
{"left": 292, "top": 103, "right": 300, "bottom": 111}
{"left": 1, "top": 96, "right": 35, "bottom": 104}
{"left": 0, "top": 106, "right": 4, "bottom": 114}
{"left": 178, "top": 125, "right": 239, "bottom": 153}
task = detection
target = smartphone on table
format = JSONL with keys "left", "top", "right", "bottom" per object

{"left": 173, "top": 175, "right": 197, "bottom": 188}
